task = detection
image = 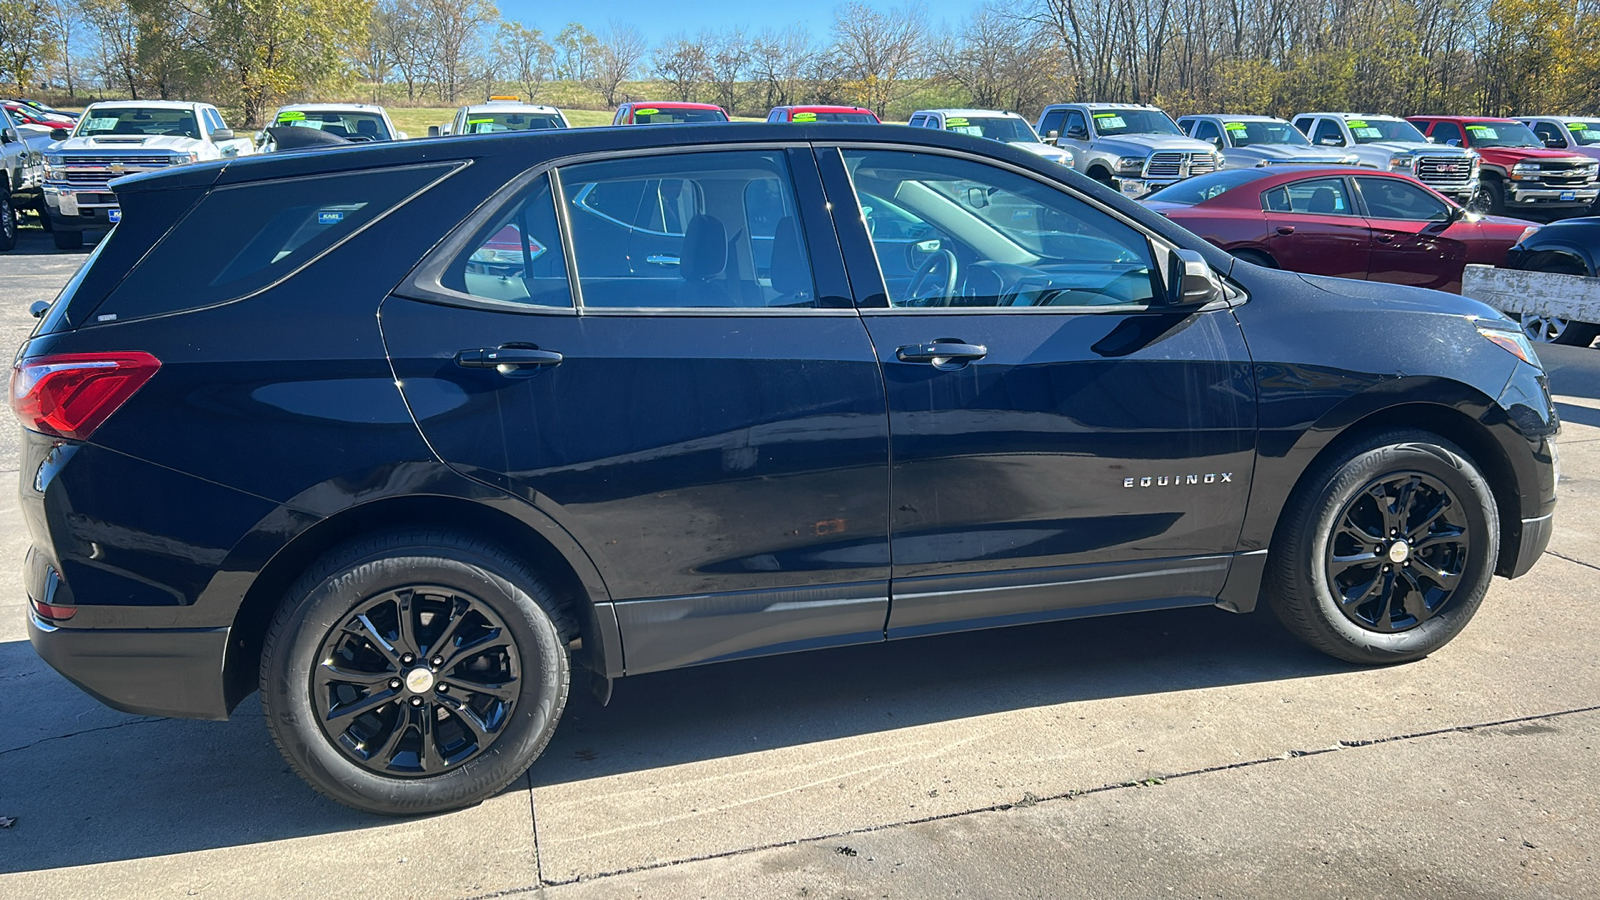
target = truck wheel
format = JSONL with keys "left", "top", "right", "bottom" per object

{"left": 1266, "top": 429, "right": 1498, "bottom": 665}
{"left": 0, "top": 192, "right": 16, "bottom": 252}
{"left": 52, "top": 229, "right": 83, "bottom": 251}
{"left": 261, "top": 531, "right": 575, "bottom": 816}
{"left": 1479, "top": 180, "right": 1506, "bottom": 216}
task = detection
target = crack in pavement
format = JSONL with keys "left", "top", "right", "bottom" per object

{"left": 474, "top": 703, "right": 1600, "bottom": 896}
{"left": 1548, "top": 550, "right": 1600, "bottom": 573}
{"left": 0, "top": 716, "right": 163, "bottom": 757}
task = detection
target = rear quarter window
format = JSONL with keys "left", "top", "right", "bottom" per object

{"left": 91, "top": 163, "right": 459, "bottom": 323}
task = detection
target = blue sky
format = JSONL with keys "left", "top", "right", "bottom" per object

{"left": 495, "top": 0, "right": 981, "bottom": 37}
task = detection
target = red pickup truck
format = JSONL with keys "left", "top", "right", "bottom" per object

{"left": 1409, "top": 116, "right": 1599, "bottom": 215}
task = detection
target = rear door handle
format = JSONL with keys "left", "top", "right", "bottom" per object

{"left": 1375, "top": 233, "right": 1394, "bottom": 244}
{"left": 896, "top": 342, "right": 987, "bottom": 364}
{"left": 455, "top": 347, "right": 564, "bottom": 369}
{"left": 645, "top": 255, "right": 680, "bottom": 266}
{"left": 1275, "top": 225, "right": 1295, "bottom": 235}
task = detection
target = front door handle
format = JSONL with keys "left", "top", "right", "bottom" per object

{"left": 455, "top": 347, "right": 564, "bottom": 369}
{"left": 1374, "top": 233, "right": 1394, "bottom": 244}
{"left": 896, "top": 342, "right": 988, "bottom": 364}
{"left": 1275, "top": 225, "right": 1295, "bottom": 235}
{"left": 645, "top": 255, "right": 680, "bottom": 266}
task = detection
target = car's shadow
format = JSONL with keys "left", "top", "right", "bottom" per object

{"left": 0, "top": 603, "right": 1353, "bottom": 873}
{"left": 1541, "top": 343, "right": 1600, "bottom": 402}
{"left": 5, "top": 224, "right": 99, "bottom": 257}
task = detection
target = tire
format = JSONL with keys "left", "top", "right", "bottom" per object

{"left": 1266, "top": 429, "right": 1499, "bottom": 665}
{"left": 1479, "top": 180, "right": 1506, "bottom": 216}
{"left": 52, "top": 228, "right": 82, "bottom": 250}
{"left": 1231, "top": 249, "right": 1277, "bottom": 269}
{"left": 1514, "top": 313, "right": 1599, "bottom": 348}
{"left": 261, "top": 531, "right": 575, "bottom": 815}
{"left": 0, "top": 191, "right": 16, "bottom": 252}
{"left": 1088, "top": 167, "right": 1116, "bottom": 188}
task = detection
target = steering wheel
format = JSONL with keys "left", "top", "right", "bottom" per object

{"left": 904, "top": 249, "right": 959, "bottom": 307}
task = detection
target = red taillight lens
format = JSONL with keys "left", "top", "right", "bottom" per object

{"left": 29, "top": 597, "right": 76, "bottom": 621}
{"left": 10, "top": 351, "right": 161, "bottom": 441}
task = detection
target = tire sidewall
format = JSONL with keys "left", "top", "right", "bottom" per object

{"left": 1299, "top": 439, "right": 1498, "bottom": 661}
{"left": 264, "top": 544, "right": 568, "bottom": 815}
{"left": 0, "top": 192, "right": 15, "bottom": 251}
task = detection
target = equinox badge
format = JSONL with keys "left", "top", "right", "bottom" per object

{"left": 1123, "top": 473, "right": 1233, "bottom": 488}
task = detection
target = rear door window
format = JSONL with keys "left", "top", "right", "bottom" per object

{"left": 1263, "top": 177, "right": 1356, "bottom": 215}
{"left": 92, "top": 163, "right": 459, "bottom": 322}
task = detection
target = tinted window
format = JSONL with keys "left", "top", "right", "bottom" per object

{"left": 942, "top": 116, "right": 1040, "bottom": 144}
{"left": 1462, "top": 121, "right": 1541, "bottom": 148}
{"left": 1089, "top": 109, "right": 1182, "bottom": 136}
{"left": 1564, "top": 121, "right": 1600, "bottom": 145}
{"left": 843, "top": 149, "right": 1156, "bottom": 308}
{"left": 1192, "top": 120, "right": 1222, "bottom": 147}
{"left": 274, "top": 109, "right": 393, "bottom": 141}
{"left": 789, "top": 111, "right": 876, "bottom": 123}
{"left": 78, "top": 107, "right": 200, "bottom": 139}
{"left": 1428, "top": 122, "right": 1463, "bottom": 146}
{"left": 1038, "top": 108, "right": 1066, "bottom": 137}
{"left": 95, "top": 163, "right": 457, "bottom": 321}
{"left": 1224, "top": 120, "right": 1308, "bottom": 147}
{"left": 1530, "top": 122, "right": 1564, "bottom": 145}
{"left": 1312, "top": 119, "right": 1345, "bottom": 147}
{"left": 630, "top": 107, "right": 728, "bottom": 124}
{"left": 1064, "top": 110, "right": 1088, "bottom": 137}
{"left": 1263, "top": 177, "right": 1355, "bottom": 215}
{"left": 559, "top": 151, "right": 816, "bottom": 309}
{"left": 1356, "top": 176, "right": 1450, "bottom": 221}
{"left": 1346, "top": 119, "right": 1427, "bottom": 144}
{"left": 1144, "top": 169, "right": 1276, "bottom": 205}
{"left": 440, "top": 173, "right": 572, "bottom": 307}
{"left": 456, "top": 111, "right": 565, "bottom": 134}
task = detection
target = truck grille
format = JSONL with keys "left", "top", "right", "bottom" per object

{"left": 1528, "top": 161, "right": 1597, "bottom": 187}
{"left": 1415, "top": 156, "right": 1474, "bottom": 191}
{"left": 1143, "top": 152, "right": 1216, "bottom": 181}
{"left": 54, "top": 155, "right": 175, "bottom": 187}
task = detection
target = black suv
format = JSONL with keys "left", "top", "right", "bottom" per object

{"left": 16, "top": 124, "right": 1558, "bottom": 815}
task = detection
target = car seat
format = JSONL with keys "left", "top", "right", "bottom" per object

{"left": 767, "top": 217, "right": 811, "bottom": 306}
{"left": 355, "top": 119, "right": 379, "bottom": 139}
{"left": 680, "top": 215, "right": 734, "bottom": 307}
{"left": 1308, "top": 187, "right": 1339, "bottom": 214}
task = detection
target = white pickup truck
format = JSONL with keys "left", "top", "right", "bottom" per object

{"left": 41, "top": 100, "right": 254, "bottom": 250}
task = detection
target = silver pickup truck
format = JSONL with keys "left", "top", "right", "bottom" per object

{"left": 1176, "top": 114, "right": 1357, "bottom": 169}
{"left": 2, "top": 106, "right": 52, "bottom": 250}
{"left": 1290, "top": 113, "right": 1479, "bottom": 204}
{"left": 1036, "top": 103, "right": 1220, "bottom": 197}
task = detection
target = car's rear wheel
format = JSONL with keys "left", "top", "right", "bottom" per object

{"left": 52, "top": 228, "right": 82, "bottom": 250}
{"left": 1231, "top": 249, "right": 1277, "bottom": 269}
{"left": 1267, "top": 430, "right": 1498, "bottom": 665}
{"left": 261, "top": 531, "right": 573, "bottom": 815}
{"left": 0, "top": 192, "right": 16, "bottom": 252}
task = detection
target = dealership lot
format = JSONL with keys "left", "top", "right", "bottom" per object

{"left": 0, "top": 228, "right": 1597, "bottom": 898}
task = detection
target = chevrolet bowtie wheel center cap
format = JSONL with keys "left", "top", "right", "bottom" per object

{"left": 404, "top": 667, "right": 436, "bottom": 694}
{"left": 1387, "top": 541, "right": 1411, "bottom": 564}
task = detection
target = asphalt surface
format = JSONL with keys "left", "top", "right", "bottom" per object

{"left": 0, "top": 226, "right": 1597, "bottom": 898}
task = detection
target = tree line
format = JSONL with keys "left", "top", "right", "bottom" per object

{"left": 1, "top": 0, "right": 1597, "bottom": 126}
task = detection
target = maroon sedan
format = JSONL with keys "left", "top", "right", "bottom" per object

{"left": 1141, "top": 167, "right": 1534, "bottom": 293}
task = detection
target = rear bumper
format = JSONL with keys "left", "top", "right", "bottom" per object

{"left": 27, "top": 609, "right": 232, "bottom": 720}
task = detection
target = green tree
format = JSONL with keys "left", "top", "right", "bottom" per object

{"left": 202, "top": 0, "right": 373, "bottom": 125}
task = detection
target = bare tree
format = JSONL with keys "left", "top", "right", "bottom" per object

{"left": 554, "top": 22, "right": 597, "bottom": 83}
{"left": 829, "top": 0, "right": 931, "bottom": 117}
{"left": 653, "top": 32, "right": 709, "bottom": 102}
{"left": 499, "top": 20, "right": 555, "bottom": 101}
{"left": 592, "top": 20, "right": 646, "bottom": 107}
{"left": 705, "top": 26, "right": 749, "bottom": 114}
{"left": 751, "top": 26, "right": 813, "bottom": 109}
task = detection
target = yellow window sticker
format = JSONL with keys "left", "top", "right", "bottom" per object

{"left": 1346, "top": 120, "right": 1368, "bottom": 128}
{"left": 634, "top": 108, "right": 659, "bottom": 116}
{"left": 1224, "top": 122, "right": 1247, "bottom": 130}
{"left": 945, "top": 117, "right": 969, "bottom": 127}
{"left": 276, "top": 111, "right": 306, "bottom": 122}
{"left": 792, "top": 112, "right": 817, "bottom": 122}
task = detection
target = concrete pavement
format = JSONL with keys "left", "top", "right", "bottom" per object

{"left": 0, "top": 227, "right": 1596, "bottom": 899}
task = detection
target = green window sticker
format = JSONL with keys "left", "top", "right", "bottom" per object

{"left": 944, "top": 117, "right": 969, "bottom": 127}
{"left": 791, "top": 112, "right": 817, "bottom": 122}
{"left": 1346, "top": 120, "right": 1368, "bottom": 128}
{"left": 467, "top": 118, "right": 491, "bottom": 125}
{"left": 1569, "top": 122, "right": 1587, "bottom": 131}
{"left": 1224, "top": 122, "right": 1247, "bottom": 131}
{"left": 275, "top": 111, "right": 306, "bottom": 123}
{"left": 634, "top": 108, "right": 659, "bottom": 116}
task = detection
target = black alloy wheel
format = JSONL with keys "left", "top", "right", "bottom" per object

{"left": 311, "top": 585, "right": 521, "bottom": 777}
{"left": 1324, "top": 472, "right": 1470, "bottom": 633}
{"left": 1268, "top": 430, "right": 1498, "bottom": 665}
{"left": 262, "top": 532, "right": 573, "bottom": 815}
{"left": 0, "top": 192, "right": 16, "bottom": 252}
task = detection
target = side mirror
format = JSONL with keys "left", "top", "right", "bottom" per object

{"left": 966, "top": 187, "right": 989, "bottom": 209}
{"left": 51, "top": 127, "right": 70, "bottom": 141}
{"left": 0, "top": 130, "right": 12, "bottom": 144}
{"left": 1210, "top": 136, "right": 1223, "bottom": 149}
{"left": 1545, "top": 139, "right": 1565, "bottom": 149}
{"left": 1445, "top": 139, "right": 1460, "bottom": 147}
{"left": 1045, "top": 129, "right": 1059, "bottom": 144}
{"left": 211, "top": 128, "right": 234, "bottom": 142}
{"left": 427, "top": 125, "right": 441, "bottom": 137}
{"left": 1426, "top": 136, "right": 1437, "bottom": 143}
{"left": 397, "top": 131, "right": 409, "bottom": 140}
{"left": 1169, "top": 248, "right": 1223, "bottom": 306}
{"left": 29, "top": 300, "right": 50, "bottom": 318}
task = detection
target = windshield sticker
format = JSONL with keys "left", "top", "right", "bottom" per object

{"left": 1224, "top": 122, "right": 1247, "bottom": 131}
{"left": 634, "top": 108, "right": 659, "bottom": 116}
{"left": 317, "top": 210, "right": 345, "bottom": 225}
{"left": 1346, "top": 120, "right": 1368, "bottom": 128}
{"left": 83, "top": 116, "right": 119, "bottom": 132}
{"left": 276, "top": 111, "right": 306, "bottom": 122}
{"left": 945, "top": 117, "right": 969, "bottom": 127}
{"left": 1577, "top": 128, "right": 1600, "bottom": 141}
{"left": 1466, "top": 125, "right": 1497, "bottom": 138}
{"left": 791, "top": 111, "right": 817, "bottom": 122}
{"left": 950, "top": 125, "right": 982, "bottom": 136}
{"left": 1094, "top": 115, "right": 1127, "bottom": 129}
{"left": 1353, "top": 127, "right": 1383, "bottom": 139}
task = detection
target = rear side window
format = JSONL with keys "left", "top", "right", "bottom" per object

{"left": 94, "top": 163, "right": 457, "bottom": 322}
{"left": 439, "top": 173, "right": 572, "bottom": 308}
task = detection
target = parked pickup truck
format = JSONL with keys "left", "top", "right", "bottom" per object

{"left": 41, "top": 100, "right": 253, "bottom": 250}
{"left": 1518, "top": 116, "right": 1600, "bottom": 165}
{"left": 3, "top": 104, "right": 53, "bottom": 250}
{"left": 1291, "top": 113, "right": 1479, "bottom": 205}
{"left": 1408, "top": 116, "right": 1598, "bottom": 216}
{"left": 1176, "top": 114, "right": 1357, "bottom": 169}
{"left": 906, "top": 109, "right": 1074, "bottom": 168}
{"left": 1036, "top": 103, "right": 1219, "bottom": 197}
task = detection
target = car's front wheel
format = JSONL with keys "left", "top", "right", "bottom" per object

{"left": 261, "top": 531, "right": 574, "bottom": 815}
{"left": 1267, "top": 430, "right": 1499, "bottom": 665}
{"left": 1515, "top": 313, "right": 1599, "bottom": 347}
{"left": 0, "top": 191, "right": 16, "bottom": 252}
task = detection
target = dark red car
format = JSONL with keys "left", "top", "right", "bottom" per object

{"left": 1408, "top": 116, "right": 1599, "bottom": 215}
{"left": 612, "top": 102, "right": 729, "bottom": 125}
{"left": 1141, "top": 167, "right": 1534, "bottom": 293}
{"left": 766, "top": 105, "right": 880, "bottom": 124}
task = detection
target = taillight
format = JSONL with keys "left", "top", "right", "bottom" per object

{"left": 30, "top": 597, "right": 76, "bottom": 621}
{"left": 10, "top": 351, "right": 161, "bottom": 441}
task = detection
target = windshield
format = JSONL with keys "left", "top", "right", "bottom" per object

{"left": 1345, "top": 119, "right": 1427, "bottom": 144}
{"left": 1563, "top": 121, "right": 1600, "bottom": 146}
{"left": 792, "top": 111, "right": 877, "bottom": 123}
{"left": 943, "top": 116, "right": 1040, "bottom": 143}
{"left": 632, "top": 107, "right": 729, "bottom": 124}
{"left": 77, "top": 107, "right": 201, "bottom": 139}
{"left": 1463, "top": 122, "right": 1541, "bottom": 148}
{"left": 274, "top": 110, "right": 393, "bottom": 141}
{"left": 1223, "top": 120, "right": 1310, "bottom": 147}
{"left": 1091, "top": 109, "right": 1182, "bottom": 136}
{"left": 1143, "top": 169, "right": 1277, "bottom": 205}
{"left": 458, "top": 111, "right": 565, "bottom": 133}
